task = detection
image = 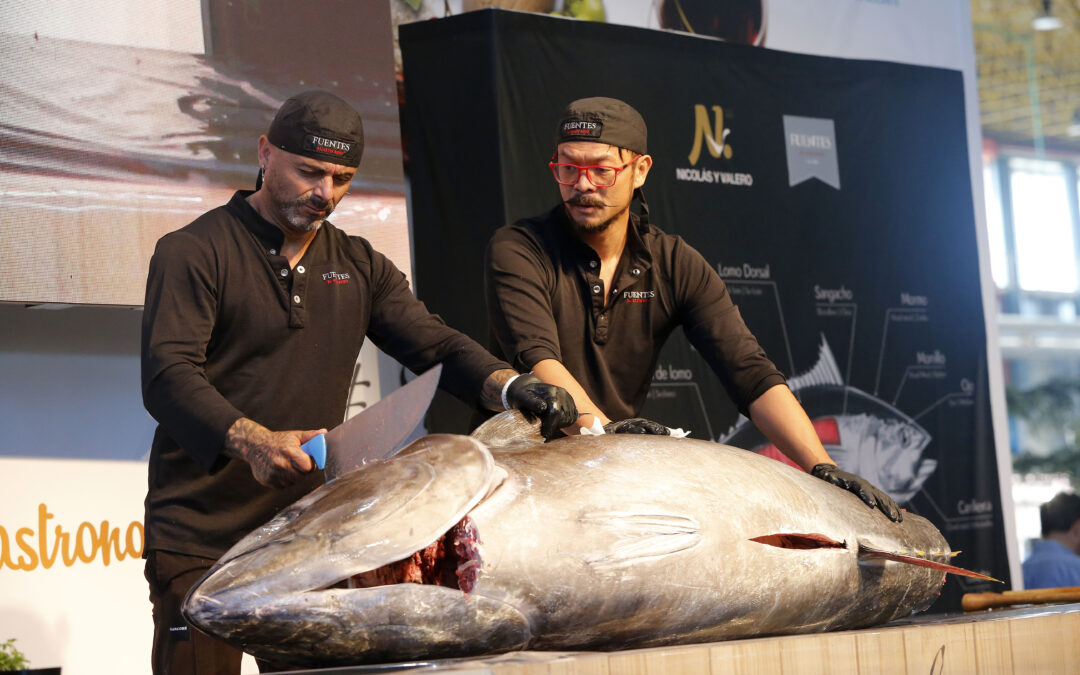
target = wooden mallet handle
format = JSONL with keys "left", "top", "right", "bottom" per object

{"left": 962, "top": 586, "right": 1080, "bottom": 611}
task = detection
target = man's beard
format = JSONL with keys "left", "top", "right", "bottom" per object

{"left": 564, "top": 195, "right": 628, "bottom": 235}
{"left": 257, "top": 165, "right": 338, "bottom": 234}
{"left": 278, "top": 194, "right": 335, "bottom": 233}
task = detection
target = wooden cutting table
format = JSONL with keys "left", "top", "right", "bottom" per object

{"left": 278, "top": 602, "right": 1080, "bottom": 674}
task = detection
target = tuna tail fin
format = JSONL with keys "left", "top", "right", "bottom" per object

{"left": 857, "top": 543, "right": 1001, "bottom": 582}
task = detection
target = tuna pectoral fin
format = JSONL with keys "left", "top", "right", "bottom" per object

{"left": 857, "top": 543, "right": 1000, "bottom": 582}
{"left": 581, "top": 512, "right": 702, "bottom": 569}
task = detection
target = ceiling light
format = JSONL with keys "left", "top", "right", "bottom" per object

{"left": 1033, "top": 15, "right": 1064, "bottom": 30}
{"left": 1033, "top": 0, "right": 1065, "bottom": 30}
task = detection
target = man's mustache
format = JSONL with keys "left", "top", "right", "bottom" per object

{"left": 299, "top": 195, "right": 334, "bottom": 214}
{"left": 564, "top": 195, "right": 613, "bottom": 208}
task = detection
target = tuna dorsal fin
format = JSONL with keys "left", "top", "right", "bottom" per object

{"left": 857, "top": 543, "right": 1000, "bottom": 581}
{"left": 787, "top": 334, "right": 844, "bottom": 392}
{"left": 470, "top": 409, "right": 546, "bottom": 450}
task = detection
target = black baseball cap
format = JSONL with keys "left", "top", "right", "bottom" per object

{"left": 267, "top": 90, "right": 365, "bottom": 167}
{"left": 556, "top": 97, "right": 647, "bottom": 155}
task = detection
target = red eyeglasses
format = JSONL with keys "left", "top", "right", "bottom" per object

{"left": 549, "top": 156, "right": 638, "bottom": 187}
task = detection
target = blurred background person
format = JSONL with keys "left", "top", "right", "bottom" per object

{"left": 1023, "top": 492, "right": 1080, "bottom": 589}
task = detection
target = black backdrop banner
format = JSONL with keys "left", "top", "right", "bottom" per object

{"left": 401, "top": 9, "right": 1008, "bottom": 610}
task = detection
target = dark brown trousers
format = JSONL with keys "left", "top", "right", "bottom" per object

{"left": 145, "top": 550, "right": 264, "bottom": 675}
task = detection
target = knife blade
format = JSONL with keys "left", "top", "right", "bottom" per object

{"left": 301, "top": 364, "right": 442, "bottom": 480}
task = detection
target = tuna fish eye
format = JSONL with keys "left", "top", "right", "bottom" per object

{"left": 899, "top": 426, "right": 912, "bottom": 447}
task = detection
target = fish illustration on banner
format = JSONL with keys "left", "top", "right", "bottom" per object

{"left": 721, "top": 336, "right": 937, "bottom": 504}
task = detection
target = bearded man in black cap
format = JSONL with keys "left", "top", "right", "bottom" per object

{"left": 484, "top": 96, "right": 900, "bottom": 521}
{"left": 141, "top": 90, "right": 576, "bottom": 674}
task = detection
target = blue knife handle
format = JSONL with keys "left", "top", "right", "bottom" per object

{"left": 301, "top": 434, "right": 327, "bottom": 470}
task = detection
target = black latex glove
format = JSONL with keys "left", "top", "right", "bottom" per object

{"left": 810, "top": 463, "right": 903, "bottom": 522}
{"left": 504, "top": 374, "right": 578, "bottom": 439}
{"left": 602, "top": 418, "right": 670, "bottom": 435}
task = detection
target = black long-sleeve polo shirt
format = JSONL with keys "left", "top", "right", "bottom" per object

{"left": 485, "top": 205, "right": 784, "bottom": 423}
{"left": 142, "top": 190, "right": 507, "bottom": 559}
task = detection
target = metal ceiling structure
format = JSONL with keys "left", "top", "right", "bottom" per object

{"left": 972, "top": 0, "right": 1080, "bottom": 154}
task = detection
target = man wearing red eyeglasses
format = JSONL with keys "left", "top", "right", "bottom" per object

{"left": 484, "top": 96, "right": 901, "bottom": 522}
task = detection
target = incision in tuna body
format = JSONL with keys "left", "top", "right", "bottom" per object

{"left": 350, "top": 517, "right": 482, "bottom": 593}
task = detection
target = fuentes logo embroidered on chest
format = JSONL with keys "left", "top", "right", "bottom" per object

{"left": 623, "top": 290, "right": 655, "bottom": 304}
{"left": 322, "top": 272, "right": 351, "bottom": 285}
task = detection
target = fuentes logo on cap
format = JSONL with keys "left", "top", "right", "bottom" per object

{"left": 303, "top": 134, "right": 352, "bottom": 158}
{"left": 561, "top": 119, "right": 603, "bottom": 139}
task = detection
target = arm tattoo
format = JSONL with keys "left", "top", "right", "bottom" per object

{"left": 480, "top": 368, "right": 518, "bottom": 411}
{"left": 224, "top": 417, "right": 277, "bottom": 476}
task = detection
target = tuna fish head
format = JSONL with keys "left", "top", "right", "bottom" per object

{"left": 183, "top": 433, "right": 530, "bottom": 665}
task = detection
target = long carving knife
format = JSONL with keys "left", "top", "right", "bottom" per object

{"left": 301, "top": 364, "right": 442, "bottom": 480}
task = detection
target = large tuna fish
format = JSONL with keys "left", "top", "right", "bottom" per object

{"left": 183, "top": 411, "right": 987, "bottom": 668}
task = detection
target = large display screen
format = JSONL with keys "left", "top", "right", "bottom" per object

{"left": 0, "top": 0, "right": 408, "bottom": 306}
{"left": 402, "top": 9, "right": 1009, "bottom": 612}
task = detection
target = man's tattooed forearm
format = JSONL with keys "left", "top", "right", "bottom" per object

{"left": 224, "top": 417, "right": 274, "bottom": 472}
{"left": 481, "top": 368, "right": 519, "bottom": 410}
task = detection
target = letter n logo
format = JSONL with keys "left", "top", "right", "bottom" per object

{"left": 688, "top": 105, "right": 733, "bottom": 166}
